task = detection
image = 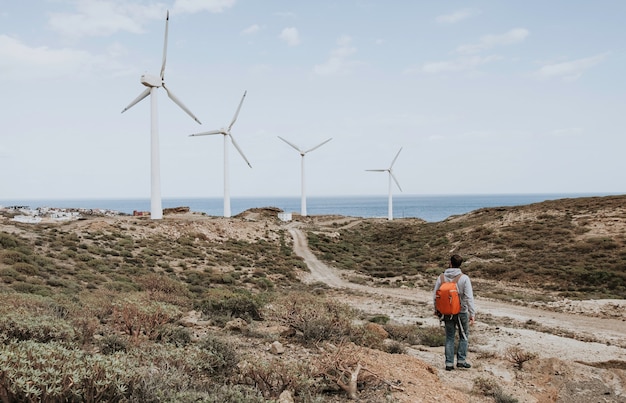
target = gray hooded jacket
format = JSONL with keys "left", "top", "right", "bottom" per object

{"left": 433, "top": 267, "right": 476, "bottom": 318}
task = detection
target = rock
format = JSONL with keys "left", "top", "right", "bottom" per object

{"left": 278, "top": 390, "right": 294, "bottom": 403}
{"left": 224, "top": 318, "right": 248, "bottom": 332}
{"left": 180, "top": 310, "right": 202, "bottom": 327}
{"left": 270, "top": 340, "right": 285, "bottom": 354}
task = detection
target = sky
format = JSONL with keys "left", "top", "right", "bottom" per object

{"left": 1, "top": 0, "right": 625, "bottom": 200}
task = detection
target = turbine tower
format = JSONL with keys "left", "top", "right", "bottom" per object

{"left": 121, "top": 11, "right": 201, "bottom": 220}
{"left": 366, "top": 147, "right": 403, "bottom": 221}
{"left": 278, "top": 136, "right": 332, "bottom": 216}
{"left": 190, "top": 91, "right": 251, "bottom": 218}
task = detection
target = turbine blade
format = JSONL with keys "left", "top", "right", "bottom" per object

{"left": 163, "top": 84, "right": 201, "bottom": 124}
{"left": 189, "top": 129, "right": 223, "bottom": 137}
{"left": 390, "top": 171, "right": 403, "bottom": 192}
{"left": 160, "top": 10, "right": 169, "bottom": 80}
{"left": 229, "top": 134, "right": 252, "bottom": 168}
{"left": 278, "top": 136, "right": 303, "bottom": 153}
{"left": 121, "top": 88, "right": 151, "bottom": 113}
{"left": 228, "top": 90, "right": 247, "bottom": 130}
{"left": 366, "top": 169, "right": 386, "bottom": 172}
{"left": 304, "top": 138, "right": 332, "bottom": 154}
{"left": 390, "top": 147, "right": 403, "bottom": 168}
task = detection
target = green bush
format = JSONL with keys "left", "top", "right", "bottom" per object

{"left": 158, "top": 325, "right": 192, "bottom": 347}
{"left": 99, "top": 334, "right": 129, "bottom": 355}
{"left": 197, "top": 334, "right": 239, "bottom": 377}
{"left": 0, "top": 340, "right": 138, "bottom": 402}
{"left": 0, "top": 312, "right": 75, "bottom": 343}
{"left": 196, "top": 288, "right": 266, "bottom": 323}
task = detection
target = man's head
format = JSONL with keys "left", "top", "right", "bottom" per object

{"left": 450, "top": 254, "right": 463, "bottom": 268}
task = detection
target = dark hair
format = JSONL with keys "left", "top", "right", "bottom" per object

{"left": 450, "top": 254, "right": 463, "bottom": 268}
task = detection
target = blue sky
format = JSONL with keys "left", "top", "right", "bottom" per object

{"left": 1, "top": 0, "right": 624, "bottom": 200}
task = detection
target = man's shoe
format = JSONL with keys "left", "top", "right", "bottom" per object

{"left": 456, "top": 362, "right": 471, "bottom": 369}
{"left": 445, "top": 366, "right": 454, "bottom": 371}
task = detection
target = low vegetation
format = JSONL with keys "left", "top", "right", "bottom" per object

{"left": 307, "top": 195, "right": 626, "bottom": 299}
{"left": 0, "top": 195, "right": 624, "bottom": 401}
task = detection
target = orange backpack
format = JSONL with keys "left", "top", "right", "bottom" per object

{"left": 435, "top": 273, "right": 462, "bottom": 315}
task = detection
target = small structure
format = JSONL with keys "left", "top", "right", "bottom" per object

{"left": 278, "top": 212, "right": 292, "bottom": 222}
{"left": 13, "top": 215, "right": 42, "bottom": 224}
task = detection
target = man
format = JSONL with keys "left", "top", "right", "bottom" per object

{"left": 433, "top": 254, "right": 476, "bottom": 371}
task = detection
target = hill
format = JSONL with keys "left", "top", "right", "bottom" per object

{"left": 305, "top": 194, "right": 626, "bottom": 299}
{"left": 0, "top": 196, "right": 625, "bottom": 402}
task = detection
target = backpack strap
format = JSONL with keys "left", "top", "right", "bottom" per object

{"left": 440, "top": 273, "right": 463, "bottom": 283}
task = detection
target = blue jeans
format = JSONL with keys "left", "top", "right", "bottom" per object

{"left": 444, "top": 312, "right": 469, "bottom": 366}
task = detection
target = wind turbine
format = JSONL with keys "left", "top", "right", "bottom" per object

{"left": 121, "top": 10, "right": 201, "bottom": 220}
{"left": 278, "top": 136, "right": 332, "bottom": 217}
{"left": 190, "top": 91, "right": 252, "bottom": 218}
{"left": 366, "top": 147, "right": 403, "bottom": 221}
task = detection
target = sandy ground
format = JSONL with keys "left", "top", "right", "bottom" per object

{"left": 288, "top": 225, "right": 626, "bottom": 402}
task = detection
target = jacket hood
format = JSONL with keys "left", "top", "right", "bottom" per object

{"left": 443, "top": 267, "right": 463, "bottom": 280}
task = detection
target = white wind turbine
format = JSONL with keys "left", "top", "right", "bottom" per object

{"left": 121, "top": 11, "right": 201, "bottom": 220}
{"left": 190, "top": 91, "right": 252, "bottom": 218}
{"left": 278, "top": 136, "right": 332, "bottom": 217}
{"left": 366, "top": 147, "right": 403, "bottom": 221}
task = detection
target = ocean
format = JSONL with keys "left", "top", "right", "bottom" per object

{"left": 0, "top": 193, "right": 618, "bottom": 222}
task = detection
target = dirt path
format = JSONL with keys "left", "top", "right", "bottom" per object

{"left": 288, "top": 227, "right": 626, "bottom": 364}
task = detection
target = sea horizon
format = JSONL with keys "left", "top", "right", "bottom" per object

{"left": 1, "top": 192, "right": 620, "bottom": 222}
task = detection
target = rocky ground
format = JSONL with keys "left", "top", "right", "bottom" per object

{"left": 2, "top": 205, "right": 625, "bottom": 402}
{"left": 287, "top": 222, "right": 626, "bottom": 402}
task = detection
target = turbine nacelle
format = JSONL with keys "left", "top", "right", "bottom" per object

{"left": 141, "top": 74, "right": 163, "bottom": 88}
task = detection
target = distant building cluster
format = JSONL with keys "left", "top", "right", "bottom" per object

{"left": 0, "top": 205, "right": 123, "bottom": 224}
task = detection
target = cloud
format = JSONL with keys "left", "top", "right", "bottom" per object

{"left": 535, "top": 53, "right": 608, "bottom": 81}
{"left": 409, "top": 55, "right": 501, "bottom": 74}
{"left": 173, "top": 0, "right": 236, "bottom": 14}
{"left": 314, "top": 35, "right": 359, "bottom": 76}
{"left": 279, "top": 27, "right": 300, "bottom": 46}
{"left": 47, "top": 0, "right": 235, "bottom": 38}
{"left": 47, "top": 1, "right": 167, "bottom": 37}
{"left": 241, "top": 24, "right": 260, "bottom": 35}
{"left": 436, "top": 9, "right": 480, "bottom": 24}
{"left": 457, "top": 28, "right": 529, "bottom": 54}
{"left": 0, "top": 35, "right": 94, "bottom": 80}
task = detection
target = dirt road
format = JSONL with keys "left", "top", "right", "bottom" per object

{"left": 289, "top": 227, "right": 626, "bottom": 363}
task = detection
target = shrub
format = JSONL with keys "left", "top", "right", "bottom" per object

{"left": 238, "top": 357, "right": 318, "bottom": 399}
{"left": 504, "top": 346, "right": 537, "bottom": 369}
{"left": 157, "top": 325, "right": 192, "bottom": 347}
{"left": 10, "top": 281, "right": 52, "bottom": 297}
{"left": 473, "top": 376, "right": 519, "bottom": 403}
{"left": 384, "top": 340, "right": 407, "bottom": 354}
{"left": 99, "top": 334, "right": 129, "bottom": 354}
{"left": 416, "top": 325, "right": 446, "bottom": 347}
{"left": 111, "top": 298, "right": 181, "bottom": 340}
{"left": 266, "top": 293, "right": 355, "bottom": 344}
{"left": 384, "top": 323, "right": 419, "bottom": 345}
{"left": 196, "top": 288, "right": 266, "bottom": 323}
{"left": 197, "top": 334, "right": 239, "bottom": 377}
{"left": 0, "top": 312, "right": 75, "bottom": 343}
{"left": 0, "top": 340, "right": 138, "bottom": 402}
{"left": 349, "top": 322, "right": 388, "bottom": 350}
{"left": 0, "top": 232, "right": 20, "bottom": 248}
{"left": 368, "top": 314, "right": 390, "bottom": 324}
